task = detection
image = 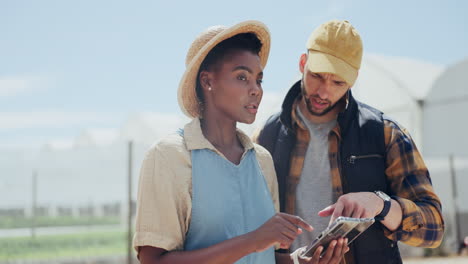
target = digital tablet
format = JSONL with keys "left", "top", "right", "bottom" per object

{"left": 300, "top": 217, "right": 375, "bottom": 258}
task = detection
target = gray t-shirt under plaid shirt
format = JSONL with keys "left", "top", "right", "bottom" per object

{"left": 292, "top": 106, "right": 336, "bottom": 251}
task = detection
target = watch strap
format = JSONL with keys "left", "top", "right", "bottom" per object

{"left": 375, "top": 198, "right": 391, "bottom": 221}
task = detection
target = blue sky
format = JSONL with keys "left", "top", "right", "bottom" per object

{"left": 1, "top": 0, "right": 467, "bottom": 148}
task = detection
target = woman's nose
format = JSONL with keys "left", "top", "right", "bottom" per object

{"left": 250, "top": 83, "right": 262, "bottom": 96}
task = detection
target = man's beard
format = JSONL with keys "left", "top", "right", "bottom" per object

{"left": 301, "top": 80, "right": 340, "bottom": 117}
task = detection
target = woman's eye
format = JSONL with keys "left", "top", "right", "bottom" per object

{"left": 257, "top": 79, "right": 263, "bottom": 85}
{"left": 237, "top": 75, "right": 247, "bottom": 81}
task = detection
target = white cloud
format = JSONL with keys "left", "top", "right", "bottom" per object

{"left": 0, "top": 111, "right": 117, "bottom": 130}
{"left": 0, "top": 75, "right": 50, "bottom": 97}
{"left": 0, "top": 78, "right": 29, "bottom": 96}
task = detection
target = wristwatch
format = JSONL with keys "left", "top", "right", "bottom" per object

{"left": 374, "top": 191, "right": 391, "bottom": 221}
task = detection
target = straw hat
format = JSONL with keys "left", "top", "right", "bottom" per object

{"left": 177, "top": 20, "right": 271, "bottom": 118}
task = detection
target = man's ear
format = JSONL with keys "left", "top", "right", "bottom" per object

{"left": 299, "top": 53, "right": 307, "bottom": 74}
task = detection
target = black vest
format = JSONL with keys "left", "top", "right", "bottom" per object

{"left": 257, "top": 82, "right": 402, "bottom": 264}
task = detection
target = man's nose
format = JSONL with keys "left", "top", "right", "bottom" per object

{"left": 316, "top": 81, "right": 331, "bottom": 99}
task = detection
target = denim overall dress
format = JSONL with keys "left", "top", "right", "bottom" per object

{"left": 182, "top": 131, "right": 276, "bottom": 264}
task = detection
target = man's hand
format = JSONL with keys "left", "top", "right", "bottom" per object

{"left": 249, "top": 212, "right": 314, "bottom": 252}
{"left": 318, "top": 192, "right": 383, "bottom": 223}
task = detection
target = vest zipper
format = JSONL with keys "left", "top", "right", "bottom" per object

{"left": 348, "top": 154, "right": 384, "bottom": 164}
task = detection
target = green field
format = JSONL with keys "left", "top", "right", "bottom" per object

{"left": 0, "top": 216, "right": 120, "bottom": 229}
{"left": 0, "top": 231, "right": 128, "bottom": 261}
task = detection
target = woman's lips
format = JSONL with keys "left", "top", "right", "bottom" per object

{"left": 245, "top": 104, "right": 258, "bottom": 114}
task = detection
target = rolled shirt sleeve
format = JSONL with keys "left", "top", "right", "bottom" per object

{"left": 133, "top": 134, "right": 192, "bottom": 252}
{"left": 382, "top": 120, "right": 445, "bottom": 248}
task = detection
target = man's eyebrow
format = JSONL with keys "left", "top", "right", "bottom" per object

{"left": 310, "top": 72, "right": 322, "bottom": 77}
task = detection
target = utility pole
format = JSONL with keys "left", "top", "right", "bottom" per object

{"left": 127, "top": 141, "right": 133, "bottom": 264}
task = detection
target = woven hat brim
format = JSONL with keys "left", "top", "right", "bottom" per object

{"left": 177, "top": 20, "right": 271, "bottom": 118}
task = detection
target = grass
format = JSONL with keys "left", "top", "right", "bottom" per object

{"left": 0, "top": 230, "right": 128, "bottom": 261}
{"left": 0, "top": 215, "right": 120, "bottom": 229}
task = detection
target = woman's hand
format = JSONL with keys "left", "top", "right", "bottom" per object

{"left": 299, "top": 238, "right": 349, "bottom": 264}
{"left": 248, "top": 212, "right": 314, "bottom": 252}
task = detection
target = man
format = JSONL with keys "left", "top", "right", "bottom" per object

{"left": 255, "top": 20, "right": 444, "bottom": 264}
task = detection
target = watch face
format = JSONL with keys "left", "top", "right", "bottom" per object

{"left": 376, "top": 191, "right": 391, "bottom": 201}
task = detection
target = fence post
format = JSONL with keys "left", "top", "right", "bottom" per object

{"left": 31, "top": 170, "right": 37, "bottom": 238}
{"left": 449, "top": 154, "right": 461, "bottom": 250}
{"left": 127, "top": 141, "right": 133, "bottom": 264}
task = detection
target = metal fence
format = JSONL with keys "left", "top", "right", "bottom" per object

{"left": 0, "top": 141, "right": 142, "bottom": 264}
{"left": 1, "top": 141, "right": 467, "bottom": 262}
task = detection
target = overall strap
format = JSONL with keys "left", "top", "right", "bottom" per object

{"left": 184, "top": 148, "right": 275, "bottom": 264}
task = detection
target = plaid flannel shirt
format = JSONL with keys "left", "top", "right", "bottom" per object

{"left": 284, "top": 98, "right": 444, "bottom": 263}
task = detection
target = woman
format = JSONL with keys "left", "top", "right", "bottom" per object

{"left": 133, "top": 20, "right": 347, "bottom": 264}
